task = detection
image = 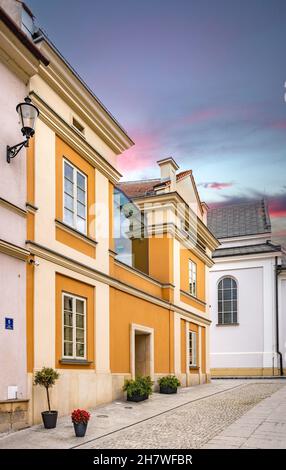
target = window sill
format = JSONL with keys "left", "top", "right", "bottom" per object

{"left": 180, "top": 290, "right": 206, "bottom": 306}
{"left": 55, "top": 219, "right": 97, "bottom": 247}
{"left": 189, "top": 366, "right": 199, "bottom": 370}
{"left": 59, "top": 359, "right": 93, "bottom": 365}
{"left": 216, "top": 323, "right": 240, "bottom": 327}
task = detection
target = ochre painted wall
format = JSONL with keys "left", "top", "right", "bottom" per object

{"left": 113, "top": 262, "right": 162, "bottom": 298}
{"left": 55, "top": 274, "right": 95, "bottom": 369}
{"left": 110, "top": 287, "right": 173, "bottom": 374}
{"left": 148, "top": 235, "right": 173, "bottom": 284}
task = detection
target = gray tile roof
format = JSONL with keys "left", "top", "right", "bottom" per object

{"left": 207, "top": 200, "right": 271, "bottom": 239}
{"left": 212, "top": 242, "right": 281, "bottom": 258}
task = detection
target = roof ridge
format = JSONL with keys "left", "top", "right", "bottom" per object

{"left": 119, "top": 178, "right": 160, "bottom": 184}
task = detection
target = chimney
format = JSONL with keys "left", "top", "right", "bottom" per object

{"left": 157, "top": 157, "right": 179, "bottom": 192}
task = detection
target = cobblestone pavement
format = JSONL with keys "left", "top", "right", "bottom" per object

{"left": 203, "top": 384, "right": 286, "bottom": 449}
{"left": 0, "top": 380, "right": 285, "bottom": 449}
{"left": 81, "top": 382, "right": 284, "bottom": 449}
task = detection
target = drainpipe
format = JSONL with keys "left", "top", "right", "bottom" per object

{"left": 275, "top": 256, "right": 283, "bottom": 376}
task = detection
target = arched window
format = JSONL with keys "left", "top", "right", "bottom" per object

{"left": 218, "top": 277, "right": 237, "bottom": 324}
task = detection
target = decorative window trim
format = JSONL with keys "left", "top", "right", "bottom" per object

{"left": 62, "top": 292, "right": 87, "bottom": 360}
{"left": 188, "top": 259, "right": 197, "bottom": 297}
{"left": 189, "top": 330, "right": 197, "bottom": 367}
{"left": 217, "top": 276, "right": 238, "bottom": 325}
{"left": 63, "top": 158, "right": 87, "bottom": 235}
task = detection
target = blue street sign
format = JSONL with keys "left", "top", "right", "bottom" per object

{"left": 5, "top": 318, "right": 14, "bottom": 330}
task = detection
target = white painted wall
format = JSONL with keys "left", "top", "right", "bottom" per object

{"left": 0, "top": 60, "right": 27, "bottom": 400}
{"left": 209, "top": 255, "right": 278, "bottom": 372}
{"left": 279, "top": 276, "right": 286, "bottom": 371}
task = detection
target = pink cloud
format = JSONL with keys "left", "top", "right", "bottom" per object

{"left": 199, "top": 181, "right": 234, "bottom": 190}
{"left": 268, "top": 119, "right": 286, "bottom": 130}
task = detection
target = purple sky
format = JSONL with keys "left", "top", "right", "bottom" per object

{"left": 27, "top": 0, "right": 286, "bottom": 245}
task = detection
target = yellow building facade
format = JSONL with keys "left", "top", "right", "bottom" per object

{"left": 0, "top": 2, "right": 219, "bottom": 425}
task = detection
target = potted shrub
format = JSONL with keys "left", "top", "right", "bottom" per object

{"left": 158, "top": 375, "right": 181, "bottom": 394}
{"left": 123, "top": 376, "right": 153, "bottom": 402}
{"left": 34, "top": 367, "right": 59, "bottom": 429}
{"left": 71, "top": 409, "right": 91, "bottom": 437}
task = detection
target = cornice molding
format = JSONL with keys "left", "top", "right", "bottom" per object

{"left": 0, "top": 197, "right": 26, "bottom": 217}
{"left": 30, "top": 91, "right": 122, "bottom": 184}
{"left": 0, "top": 239, "right": 30, "bottom": 261}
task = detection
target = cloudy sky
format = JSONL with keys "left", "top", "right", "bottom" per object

{"left": 28, "top": 0, "right": 286, "bottom": 245}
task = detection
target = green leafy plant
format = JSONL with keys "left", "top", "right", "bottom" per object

{"left": 123, "top": 376, "right": 154, "bottom": 398}
{"left": 34, "top": 367, "right": 59, "bottom": 411}
{"left": 158, "top": 375, "right": 181, "bottom": 389}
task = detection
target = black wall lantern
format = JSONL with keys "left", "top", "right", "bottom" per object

{"left": 7, "top": 96, "right": 39, "bottom": 163}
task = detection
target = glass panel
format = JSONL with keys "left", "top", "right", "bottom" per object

{"left": 223, "top": 312, "right": 232, "bottom": 324}
{"left": 77, "top": 216, "right": 86, "bottom": 233}
{"left": 218, "top": 312, "right": 223, "bottom": 324}
{"left": 76, "top": 343, "right": 84, "bottom": 357}
{"left": 64, "top": 311, "right": 73, "bottom": 326}
{"left": 64, "top": 193, "right": 74, "bottom": 211}
{"left": 223, "top": 300, "right": 232, "bottom": 312}
{"left": 64, "top": 208, "right": 74, "bottom": 226}
{"left": 233, "top": 300, "right": 237, "bottom": 311}
{"left": 218, "top": 301, "right": 223, "bottom": 313}
{"left": 77, "top": 188, "right": 85, "bottom": 204}
{"left": 233, "top": 312, "right": 238, "bottom": 323}
{"left": 218, "top": 290, "right": 222, "bottom": 301}
{"left": 218, "top": 280, "right": 223, "bottom": 290}
{"left": 223, "top": 289, "right": 232, "bottom": 301}
{"left": 64, "top": 326, "right": 73, "bottom": 341}
{"left": 76, "top": 328, "right": 84, "bottom": 342}
{"left": 64, "top": 162, "right": 73, "bottom": 181}
{"left": 64, "top": 178, "right": 73, "bottom": 196}
{"left": 76, "top": 314, "right": 84, "bottom": 328}
{"left": 64, "top": 296, "right": 73, "bottom": 311}
{"left": 233, "top": 288, "right": 237, "bottom": 300}
{"left": 76, "top": 299, "right": 84, "bottom": 314}
{"left": 64, "top": 342, "right": 73, "bottom": 356}
{"left": 77, "top": 172, "right": 85, "bottom": 190}
{"left": 231, "top": 279, "right": 237, "bottom": 289}
{"left": 223, "top": 278, "right": 232, "bottom": 289}
{"left": 77, "top": 201, "right": 86, "bottom": 218}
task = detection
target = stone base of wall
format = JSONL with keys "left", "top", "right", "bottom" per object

{"left": 211, "top": 367, "right": 281, "bottom": 377}
{"left": 0, "top": 400, "right": 29, "bottom": 433}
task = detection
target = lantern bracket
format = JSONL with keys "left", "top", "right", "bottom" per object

{"left": 7, "top": 138, "right": 30, "bottom": 164}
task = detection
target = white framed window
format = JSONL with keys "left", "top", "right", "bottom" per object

{"left": 218, "top": 277, "right": 238, "bottom": 324}
{"left": 189, "top": 260, "right": 197, "bottom": 296}
{"left": 62, "top": 293, "right": 86, "bottom": 360}
{"left": 63, "top": 159, "right": 87, "bottom": 234}
{"left": 189, "top": 330, "right": 197, "bottom": 367}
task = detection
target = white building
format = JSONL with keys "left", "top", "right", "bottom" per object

{"left": 208, "top": 200, "right": 286, "bottom": 376}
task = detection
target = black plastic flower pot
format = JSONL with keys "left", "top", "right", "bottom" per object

{"left": 127, "top": 393, "right": 149, "bottom": 402}
{"left": 41, "top": 411, "right": 58, "bottom": 429}
{"left": 73, "top": 422, "right": 88, "bottom": 437}
{"left": 160, "top": 385, "right": 177, "bottom": 394}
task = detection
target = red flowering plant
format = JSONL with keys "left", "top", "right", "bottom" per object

{"left": 71, "top": 409, "right": 90, "bottom": 424}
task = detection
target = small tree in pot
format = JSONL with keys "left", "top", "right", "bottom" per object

{"left": 158, "top": 375, "right": 181, "bottom": 394}
{"left": 34, "top": 367, "right": 59, "bottom": 429}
